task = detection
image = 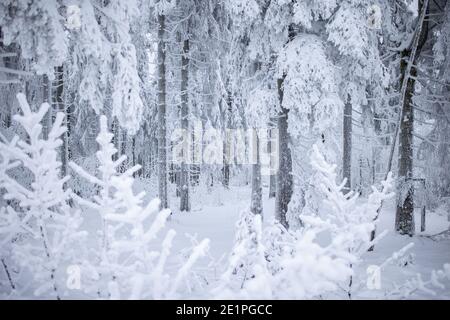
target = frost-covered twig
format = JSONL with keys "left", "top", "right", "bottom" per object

{"left": 387, "top": 264, "right": 450, "bottom": 299}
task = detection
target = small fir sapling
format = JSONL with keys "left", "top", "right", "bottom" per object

{"left": 0, "top": 93, "right": 86, "bottom": 299}
{"left": 70, "top": 115, "right": 209, "bottom": 299}
{"left": 216, "top": 144, "right": 396, "bottom": 299}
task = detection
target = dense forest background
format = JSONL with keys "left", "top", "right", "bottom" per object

{"left": 0, "top": 0, "right": 450, "bottom": 299}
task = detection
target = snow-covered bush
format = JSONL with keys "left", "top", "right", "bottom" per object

{"left": 0, "top": 94, "right": 86, "bottom": 299}
{"left": 287, "top": 145, "right": 395, "bottom": 298}
{"left": 214, "top": 210, "right": 356, "bottom": 299}
{"left": 215, "top": 144, "right": 395, "bottom": 299}
{"left": 69, "top": 115, "right": 209, "bottom": 299}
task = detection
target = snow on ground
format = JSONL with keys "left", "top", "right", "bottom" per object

{"left": 128, "top": 179, "right": 450, "bottom": 299}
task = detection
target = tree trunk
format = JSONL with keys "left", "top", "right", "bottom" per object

{"left": 180, "top": 37, "right": 190, "bottom": 212}
{"left": 111, "top": 118, "right": 119, "bottom": 161}
{"left": 55, "top": 65, "right": 69, "bottom": 178}
{"left": 120, "top": 130, "right": 127, "bottom": 173}
{"left": 39, "top": 74, "right": 52, "bottom": 140}
{"left": 157, "top": 14, "right": 169, "bottom": 210}
{"left": 250, "top": 131, "right": 262, "bottom": 215}
{"left": 343, "top": 98, "right": 352, "bottom": 193}
{"left": 275, "top": 77, "right": 292, "bottom": 229}
{"left": 395, "top": 0, "right": 429, "bottom": 236}
{"left": 395, "top": 50, "right": 416, "bottom": 236}
{"left": 175, "top": 166, "right": 181, "bottom": 197}
{"left": 222, "top": 139, "right": 230, "bottom": 188}
{"left": 268, "top": 120, "right": 276, "bottom": 198}
{"left": 222, "top": 91, "right": 232, "bottom": 188}
{"left": 132, "top": 135, "right": 137, "bottom": 177}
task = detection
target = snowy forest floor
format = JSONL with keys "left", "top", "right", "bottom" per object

{"left": 67, "top": 180, "right": 450, "bottom": 299}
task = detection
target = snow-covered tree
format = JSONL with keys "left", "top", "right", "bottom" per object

{"left": 154, "top": 2, "right": 173, "bottom": 210}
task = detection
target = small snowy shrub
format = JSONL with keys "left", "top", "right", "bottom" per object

{"left": 292, "top": 145, "right": 395, "bottom": 297}
{"left": 213, "top": 210, "right": 270, "bottom": 298}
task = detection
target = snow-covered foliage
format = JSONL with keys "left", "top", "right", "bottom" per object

{"left": 225, "top": 0, "right": 260, "bottom": 22}
{"left": 74, "top": 0, "right": 111, "bottom": 115}
{"left": 278, "top": 35, "right": 343, "bottom": 135}
{"left": 152, "top": 0, "right": 175, "bottom": 15}
{"left": 0, "top": 1, "right": 67, "bottom": 78}
{"left": 0, "top": 0, "right": 145, "bottom": 132}
{"left": 245, "top": 88, "right": 277, "bottom": 129}
{"left": 73, "top": 0, "right": 145, "bottom": 133}
{"left": 326, "top": 0, "right": 387, "bottom": 105}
